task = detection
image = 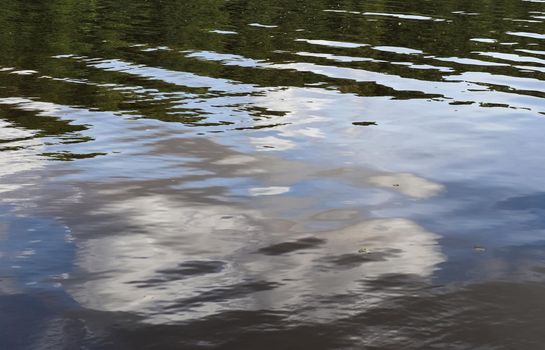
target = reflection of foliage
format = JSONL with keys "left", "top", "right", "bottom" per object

{"left": 0, "top": 106, "right": 86, "bottom": 137}
{"left": 0, "top": 0, "right": 540, "bottom": 137}
{"left": 40, "top": 151, "right": 107, "bottom": 161}
{"left": 0, "top": 0, "right": 537, "bottom": 63}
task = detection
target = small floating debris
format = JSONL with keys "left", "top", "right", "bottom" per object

{"left": 358, "top": 247, "right": 370, "bottom": 254}
{"left": 352, "top": 121, "right": 377, "bottom": 126}
{"left": 473, "top": 245, "right": 486, "bottom": 252}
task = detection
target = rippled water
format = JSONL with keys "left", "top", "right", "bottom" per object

{"left": 1, "top": 0, "right": 545, "bottom": 349}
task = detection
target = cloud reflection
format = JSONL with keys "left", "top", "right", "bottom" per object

{"left": 67, "top": 185, "right": 444, "bottom": 323}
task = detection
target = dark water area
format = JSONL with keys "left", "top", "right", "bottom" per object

{"left": 1, "top": 0, "right": 545, "bottom": 348}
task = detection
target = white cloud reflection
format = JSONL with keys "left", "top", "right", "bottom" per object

{"left": 67, "top": 189, "right": 444, "bottom": 324}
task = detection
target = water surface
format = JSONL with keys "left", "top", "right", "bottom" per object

{"left": 1, "top": 0, "right": 545, "bottom": 349}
